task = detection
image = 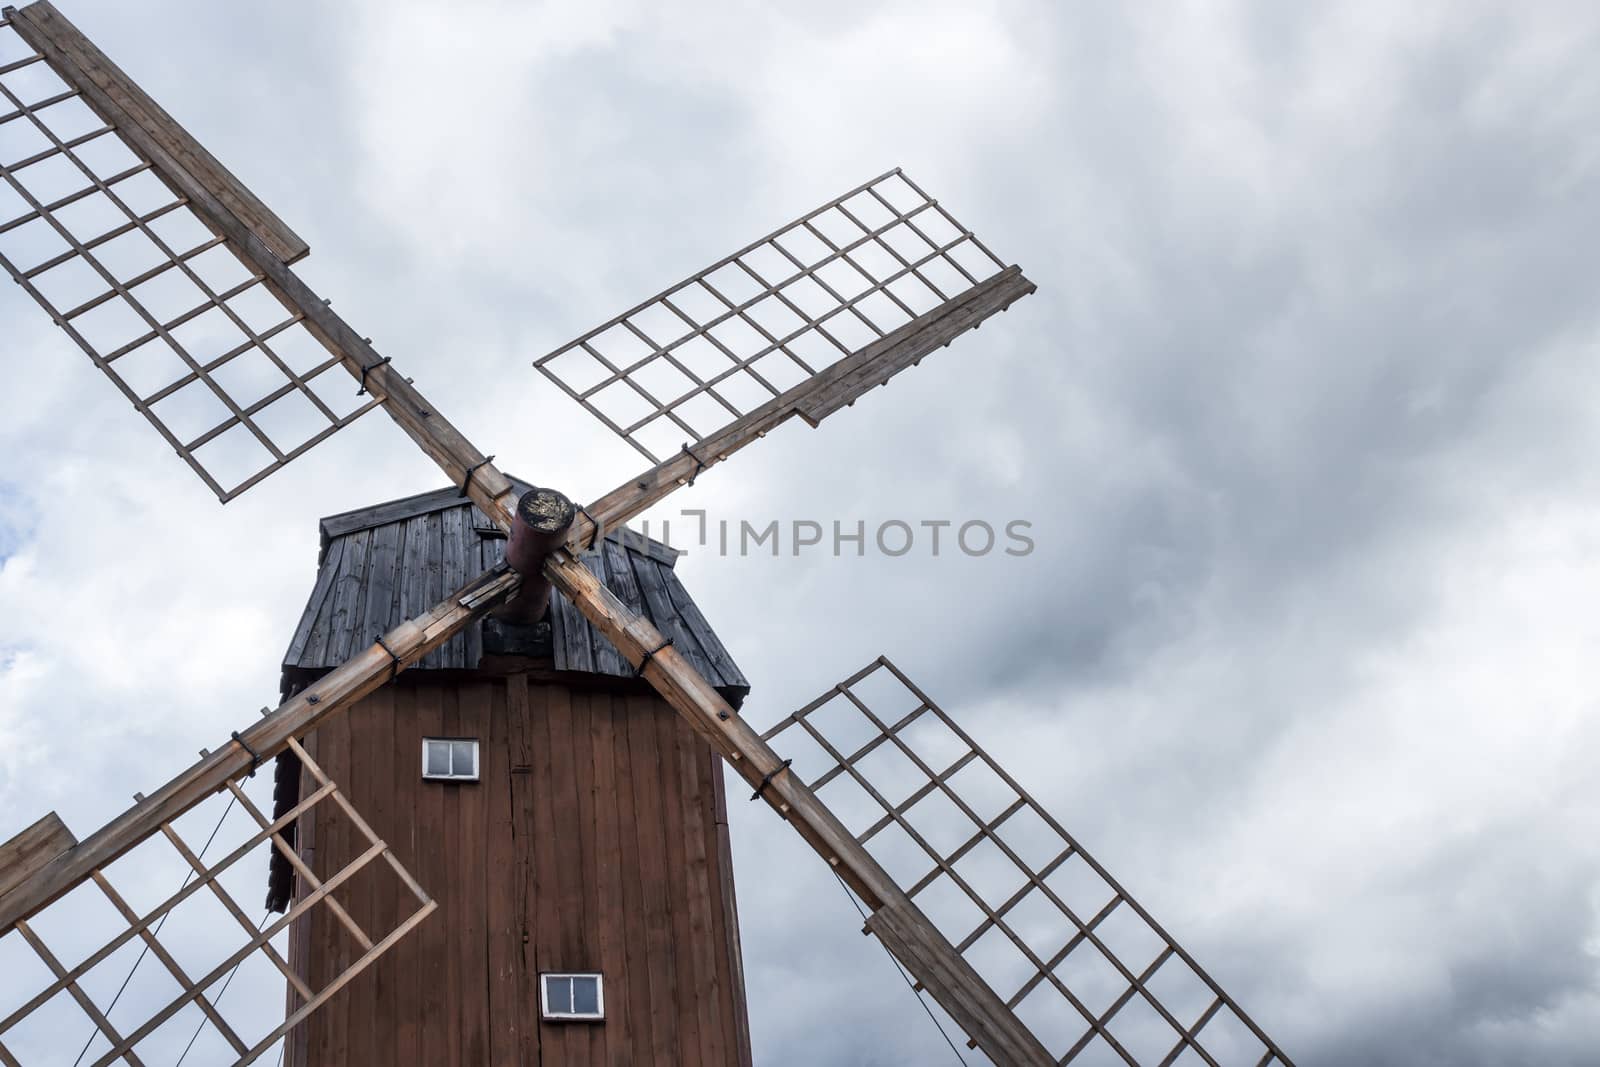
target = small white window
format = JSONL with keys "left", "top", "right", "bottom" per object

{"left": 421, "top": 738, "right": 479, "bottom": 781}
{"left": 540, "top": 972, "right": 604, "bottom": 1021}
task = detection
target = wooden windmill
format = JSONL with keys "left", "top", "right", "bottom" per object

{"left": 0, "top": 4, "right": 1297, "bottom": 1064}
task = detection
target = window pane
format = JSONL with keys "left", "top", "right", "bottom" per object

{"left": 572, "top": 976, "right": 599, "bottom": 1016}
{"left": 452, "top": 740, "right": 476, "bottom": 777}
{"left": 424, "top": 740, "right": 450, "bottom": 776}
{"left": 546, "top": 976, "right": 572, "bottom": 1014}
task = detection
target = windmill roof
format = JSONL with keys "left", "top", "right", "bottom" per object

{"left": 279, "top": 479, "right": 748, "bottom": 702}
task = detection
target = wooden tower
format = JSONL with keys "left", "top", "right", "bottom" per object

{"left": 267, "top": 483, "right": 754, "bottom": 1066}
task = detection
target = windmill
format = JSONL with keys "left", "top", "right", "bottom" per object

{"left": 0, "top": 3, "right": 1296, "bottom": 1064}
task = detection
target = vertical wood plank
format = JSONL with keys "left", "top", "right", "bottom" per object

{"left": 321, "top": 691, "right": 353, "bottom": 1067}
{"left": 590, "top": 690, "right": 631, "bottom": 1067}
{"left": 587, "top": 550, "right": 630, "bottom": 678}
{"left": 506, "top": 673, "right": 541, "bottom": 1065}
{"left": 676, "top": 723, "right": 725, "bottom": 1066}
{"left": 360, "top": 520, "right": 404, "bottom": 665}
{"left": 392, "top": 684, "right": 423, "bottom": 1067}
{"left": 416, "top": 682, "right": 450, "bottom": 1067}
{"left": 420, "top": 510, "right": 447, "bottom": 669}
{"left": 653, "top": 703, "right": 704, "bottom": 1063}
{"left": 345, "top": 688, "right": 377, "bottom": 1060}
{"left": 287, "top": 729, "right": 320, "bottom": 1067}
{"left": 529, "top": 680, "right": 564, "bottom": 1060}
{"left": 626, "top": 691, "right": 678, "bottom": 1062}
{"left": 459, "top": 681, "right": 492, "bottom": 1066}
{"left": 610, "top": 691, "right": 656, "bottom": 1066}
{"left": 442, "top": 683, "right": 464, "bottom": 1067}
{"left": 710, "top": 754, "right": 755, "bottom": 1067}
{"left": 439, "top": 505, "right": 469, "bottom": 668}
{"left": 545, "top": 683, "right": 592, "bottom": 1064}
{"left": 285, "top": 537, "right": 344, "bottom": 668}
{"left": 370, "top": 684, "right": 400, "bottom": 1067}
{"left": 324, "top": 527, "right": 371, "bottom": 664}
{"left": 629, "top": 554, "right": 717, "bottom": 682}
{"left": 485, "top": 679, "right": 522, "bottom": 1067}
{"left": 570, "top": 691, "right": 605, "bottom": 1065}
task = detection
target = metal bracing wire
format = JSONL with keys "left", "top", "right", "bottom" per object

{"left": 68, "top": 793, "right": 238, "bottom": 1067}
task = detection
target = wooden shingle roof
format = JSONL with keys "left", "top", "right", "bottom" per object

{"left": 279, "top": 481, "right": 748, "bottom": 702}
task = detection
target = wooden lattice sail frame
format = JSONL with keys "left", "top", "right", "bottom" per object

{"left": 0, "top": 736, "right": 434, "bottom": 1067}
{"left": 0, "top": 3, "right": 1298, "bottom": 1063}
{"left": 763, "top": 659, "right": 1295, "bottom": 1066}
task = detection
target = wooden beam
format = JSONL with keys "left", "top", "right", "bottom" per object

{"left": 571, "top": 266, "right": 1036, "bottom": 547}
{"left": 9, "top": 1, "right": 310, "bottom": 264}
{"left": 0, "top": 813, "right": 75, "bottom": 902}
{"left": 868, "top": 899, "right": 1055, "bottom": 1067}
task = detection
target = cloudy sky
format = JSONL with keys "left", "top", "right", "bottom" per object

{"left": 4, "top": 1, "right": 1600, "bottom": 1063}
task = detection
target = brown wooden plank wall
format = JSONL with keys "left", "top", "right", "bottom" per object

{"left": 284, "top": 672, "right": 752, "bottom": 1066}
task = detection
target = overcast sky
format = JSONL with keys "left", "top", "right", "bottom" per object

{"left": 4, "top": 1, "right": 1600, "bottom": 1064}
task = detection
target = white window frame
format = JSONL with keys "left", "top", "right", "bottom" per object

{"left": 539, "top": 972, "right": 605, "bottom": 1022}
{"left": 420, "top": 737, "right": 479, "bottom": 781}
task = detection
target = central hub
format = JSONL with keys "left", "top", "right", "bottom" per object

{"left": 502, "top": 487, "right": 578, "bottom": 623}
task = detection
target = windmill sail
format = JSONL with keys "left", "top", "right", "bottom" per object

{"left": 0, "top": 563, "right": 519, "bottom": 1066}
{"left": 0, "top": 2, "right": 509, "bottom": 509}
{"left": 0, "top": 738, "right": 435, "bottom": 1067}
{"left": 760, "top": 658, "right": 1295, "bottom": 1066}
{"left": 537, "top": 168, "right": 1036, "bottom": 466}
{"left": 0, "top": 3, "right": 389, "bottom": 501}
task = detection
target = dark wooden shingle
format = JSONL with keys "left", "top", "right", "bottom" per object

{"left": 281, "top": 485, "right": 748, "bottom": 703}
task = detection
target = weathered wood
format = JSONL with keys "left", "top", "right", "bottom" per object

{"left": 0, "top": 813, "right": 75, "bottom": 901}
{"left": 626, "top": 690, "right": 678, "bottom": 1062}
{"left": 674, "top": 715, "right": 722, "bottom": 1065}
{"left": 709, "top": 755, "right": 755, "bottom": 1067}
{"left": 630, "top": 553, "right": 718, "bottom": 684}
{"left": 660, "top": 557, "right": 745, "bottom": 690}
{"left": 391, "top": 686, "right": 423, "bottom": 1067}
{"left": 589, "top": 691, "right": 630, "bottom": 1067}
{"left": 655, "top": 705, "right": 703, "bottom": 1063}
{"left": 285, "top": 536, "right": 346, "bottom": 668}
{"left": 572, "top": 266, "right": 1036, "bottom": 548}
{"left": 286, "top": 673, "right": 749, "bottom": 1066}
{"left": 867, "top": 900, "right": 1054, "bottom": 1066}
{"left": 324, "top": 527, "right": 373, "bottom": 666}
{"left": 587, "top": 547, "right": 632, "bottom": 678}
{"left": 438, "top": 504, "right": 470, "bottom": 668}
{"left": 483, "top": 682, "right": 520, "bottom": 1067}
{"left": 320, "top": 480, "right": 529, "bottom": 544}
{"left": 609, "top": 691, "right": 656, "bottom": 1064}
{"left": 11, "top": 1, "right": 309, "bottom": 263}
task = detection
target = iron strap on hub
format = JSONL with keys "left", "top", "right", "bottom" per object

{"left": 356, "top": 355, "right": 392, "bottom": 396}
{"left": 634, "top": 637, "right": 673, "bottom": 676}
{"left": 375, "top": 634, "right": 402, "bottom": 680}
{"left": 230, "top": 731, "right": 263, "bottom": 777}
{"left": 576, "top": 504, "right": 605, "bottom": 552}
{"left": 679, "top": 441, "right": 709, "bottom": 486}
{"left": 751, "top": 758, "right": 793, "bottom": 802}
{"left": 459, "top": 454, "right": 496, "bottom": 497}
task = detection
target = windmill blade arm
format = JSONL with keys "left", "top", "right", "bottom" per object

{"left": 539, "top": 168, "right": 1036, "bottom": 546}
{"left": 0, "top": 561, "right": 518, "bottom": 932}
{"left": 542, "top": 548, "right": 1055, "bottom": 1065}
{"left": 571, "top": 264, "right": 1035, "bottom": 546}
{"left": 4, "top": 3, "right": 520, "bottom": 515}
{"left": 759, "top": 657, "right": 1300, "bottom": 1066}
